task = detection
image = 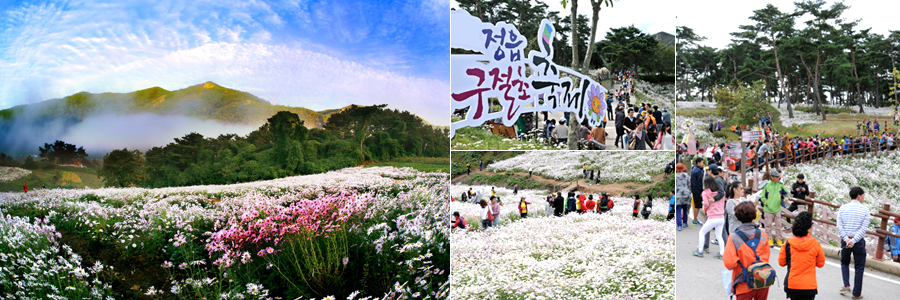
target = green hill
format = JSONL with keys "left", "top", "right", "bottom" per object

{"left": 654, "top": 31, "right": 675, "bottom": 47}
{"left": 0, "top": 81, "right": 329, "bottom": 127}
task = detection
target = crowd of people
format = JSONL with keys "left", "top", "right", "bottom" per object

{"left": 676, "top": 152, "right": 897, "bottom": 299}
{"left": 452, "top": 186, "right": 677, "bottom": 231}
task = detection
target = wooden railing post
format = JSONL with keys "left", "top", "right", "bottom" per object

{"left": 876, "top": 203, "right": 890, "bottom": 260}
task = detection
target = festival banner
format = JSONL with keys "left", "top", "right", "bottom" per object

{"left": 450, "top": 10, "right": 608, "bottom": 137}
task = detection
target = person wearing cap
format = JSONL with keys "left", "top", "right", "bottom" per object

{"left": 451, "top": 212, "right": 469, "bottom": 231}
{"left": 885, "top": 217, "right": 900, "bottom": 263}
{"left": 837, "top": 187, "right": 870, "bottom": 299}
{"left": 762, "top": 169, "right": 792, "bottom": 247}
{"left": 788, "top": 174, "right": 810, "bottom": 224}
{"left": 518, "top": 197, "right": 531, "bottom": 218}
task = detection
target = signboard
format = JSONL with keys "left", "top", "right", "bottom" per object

{"left": 741, "top": 130, "right": 764, "bottom": 142}
{"left": 450, "top": 10, "right": 608, "bottom": 137}
{"left": 727, "top": 148, "right": 742, "bottom": 159}
{"left": 728, "top": 142, "right": 741, "bottom": 149}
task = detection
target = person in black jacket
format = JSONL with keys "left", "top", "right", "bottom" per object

{"left": 652, "top": 105, "right": 663, "bottom": 133}
{"left": 787, "top": 173, "right": 810, "bottom": 224}
{"left": 615, "top": 107, "right": 626, "bottom": 148}
{"left": 566, "top": 191, "right": 577, "bottom": 214}
{"left": 690, "top": 158, "right": 705, "bottom": 226}
{"left": 554, "top": 192, "right": 565, "bottom": 216}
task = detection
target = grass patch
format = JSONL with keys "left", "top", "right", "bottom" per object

{"left": 462, "top": 173, "right": 550, "bottom": 190}
{"left": 368, "top": 157, "right": 449, "bottom": 173}
{"left": 0, "top": 168, "right": 103, "bottom": 192}
{"left": 795, "top": 106, "right": 855, "bottom": 115}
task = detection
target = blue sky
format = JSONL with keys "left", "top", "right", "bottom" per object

{"left": 0, "top": 0, "right": 450, "bottom": 125}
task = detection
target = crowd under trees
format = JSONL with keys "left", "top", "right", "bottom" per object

{"left": 678, "top": 0, "right": 900, "bottom": 120}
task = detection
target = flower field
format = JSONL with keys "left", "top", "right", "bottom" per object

{"left": 0, "top": 166, "right": 449, "bottom": 300}
{"left": 486, "top": 152, "right": 671, "bottom": 183}
{"left": 0, "top": 167, "right": 31, "bottom": 183}
{"left": 450, "top": 187, "right": 675, "bottom": 299}
{"left": 781, "top": 153, "right": 900, "bottom": 229}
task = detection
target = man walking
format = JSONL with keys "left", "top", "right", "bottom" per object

{"left": 690, "top": 158, "right": 705, "bottom": 226}
{"left": 837, "top": 187, "right": 870, "bottom": 300}
{"left": 615, "top": 107, "right": 626, "bottom": 148}
{"left": 787, "top": 173, "right": 810, "bottom": 224}
{"left": 761, "top": 169, "right": 791, "bottom": 247}
{"left": 479, "top": 159, "right": 483, "bottom": 171}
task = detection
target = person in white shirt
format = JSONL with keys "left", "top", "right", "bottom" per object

{"left": 836, "top": 187, "right": 870, "bottom": 300}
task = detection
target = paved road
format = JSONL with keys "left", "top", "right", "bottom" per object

{"left": 676, "top": 219, "right": 900, "bottom": 300}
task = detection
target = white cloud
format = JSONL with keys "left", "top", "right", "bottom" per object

{"left": 0, "top": 0, "right": 449, "bottom": 126}
{"left": 678, "top": 0, "right": 897, "bottom": 50}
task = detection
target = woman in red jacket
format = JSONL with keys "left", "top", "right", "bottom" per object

{"left": 779, "top": 211, "right": 825, "bottom": 300}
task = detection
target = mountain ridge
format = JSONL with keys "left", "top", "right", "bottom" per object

{"left": 0, "top": 81, "right": 358, "bottom": 128}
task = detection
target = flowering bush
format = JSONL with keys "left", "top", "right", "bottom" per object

{"left": 0, "top": 166, "right": 449, "bottom": 299}
{"left": 486, "top": 152, "right": 670, "bottom": 182}
{"left": 0, "top": 213, "right": 114, "bottom": 299}
{"left": 451, "top": 210, "right": 674, "bottom": 299}
{"left": 0, "top": 167, "right": 30, "bottom": 183}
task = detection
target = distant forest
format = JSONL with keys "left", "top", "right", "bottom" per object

{"left": 3, "top": 105, "right": 449, "bottom": 188}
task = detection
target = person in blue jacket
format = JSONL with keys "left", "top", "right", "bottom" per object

{"left": 667, "top": 190, "right": 676, "bottom": 221}
{"left": 886, "top": 217, "right": 900, "bottom": 262}
{"left": 690, "top": 157, "right": 706, "bottom": 226}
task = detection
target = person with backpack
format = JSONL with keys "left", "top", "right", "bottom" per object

{"left": 451, "top": 212, "right": 469, "bottom": 232}
{"left": 837, "top": 187, "right": 870, "bottom": 300}
{"left": 518, "top": 197, "right": 531, "bottom": 218}
{"left": 479, "top": 199, "right": 493, "bottom": 230}
{"left": 693, "top": 176, "right": 726, "bottom": 259}
{"left": 885, "top": 217, "right": 900, "bottom": 263}
{"left": 675, "top": 163, "right": 691, "bottom": 231}
{"left": 632, "top": 194, "right": 642, "bottom": 218}
{"left": 724, "top": 201, "right": 774, "bottom": 300}
{"left": 761, "top": 170, "right": 791, "bottom": 247}
{"left": 641, "top": 194, "right": 653, "bottom": 220}
{"left": 490, "top": 196, "right": 501, "bottom": 227}
{"left": 778, "top": 211, "right": 825, "bottom": 300}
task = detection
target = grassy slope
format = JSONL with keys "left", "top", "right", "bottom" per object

{"left": 0, "top": 168, "right": 103, "bottom": 192}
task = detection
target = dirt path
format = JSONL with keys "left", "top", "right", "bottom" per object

{"left": 452, "top": 169, "right": 667, "bottom": 196}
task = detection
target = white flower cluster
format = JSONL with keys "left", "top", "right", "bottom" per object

{"left": 773, "top": 105, "right": 824, "bottom": 127}
{"left": 635, "top": 80, "right": 675, "bottom": 113}
{"left": 486, "top": 152, "right": 671, "bottom": 182}
{"left": 451, "top": 210, "right": 674, "bottom": 299}
{"left": 0, "top": 214, "right": 113, "bottom": 298}
{"left": 673, "top": 115, "right": 727, "bottom": 142}
{"left": 0, "top": 167, "right": 31, "bottom": 183}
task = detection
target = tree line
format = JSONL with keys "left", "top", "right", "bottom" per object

{"left": 454, "top": 0, "right": 674, "bottom": 75}
{"left": 97, "top": 105, "right": 449, "bottom": 188}
{"left": 678, "top": 0, "right": 900, "bottom": 120}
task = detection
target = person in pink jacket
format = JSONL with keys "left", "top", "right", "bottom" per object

{"left": 693, "top": 176, "right": 727, "bottom": 259}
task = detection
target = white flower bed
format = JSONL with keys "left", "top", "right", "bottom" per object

{"left": 450, "top": 210, "right": 674, "bottom": 299}
{"left": 773, "top": 105, "right": 824, "bottom": 127}
{"left": 636, "top": 80, "right": 675, "bottom": 113}
{"left": 675, "top": 101, "right": 716, "bottom": 109}
{"left": 487, "top": 152, "right": 670, "bottom": 183}
{"left": 782, "top": 152, "right": 900, "bottom": 223}
{"left": 0, "top": 167, "right": 31, "bottom": 182}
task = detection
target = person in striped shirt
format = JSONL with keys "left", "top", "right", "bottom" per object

{"left": 836, "top": 186, "right": 870, "bottom": 300}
